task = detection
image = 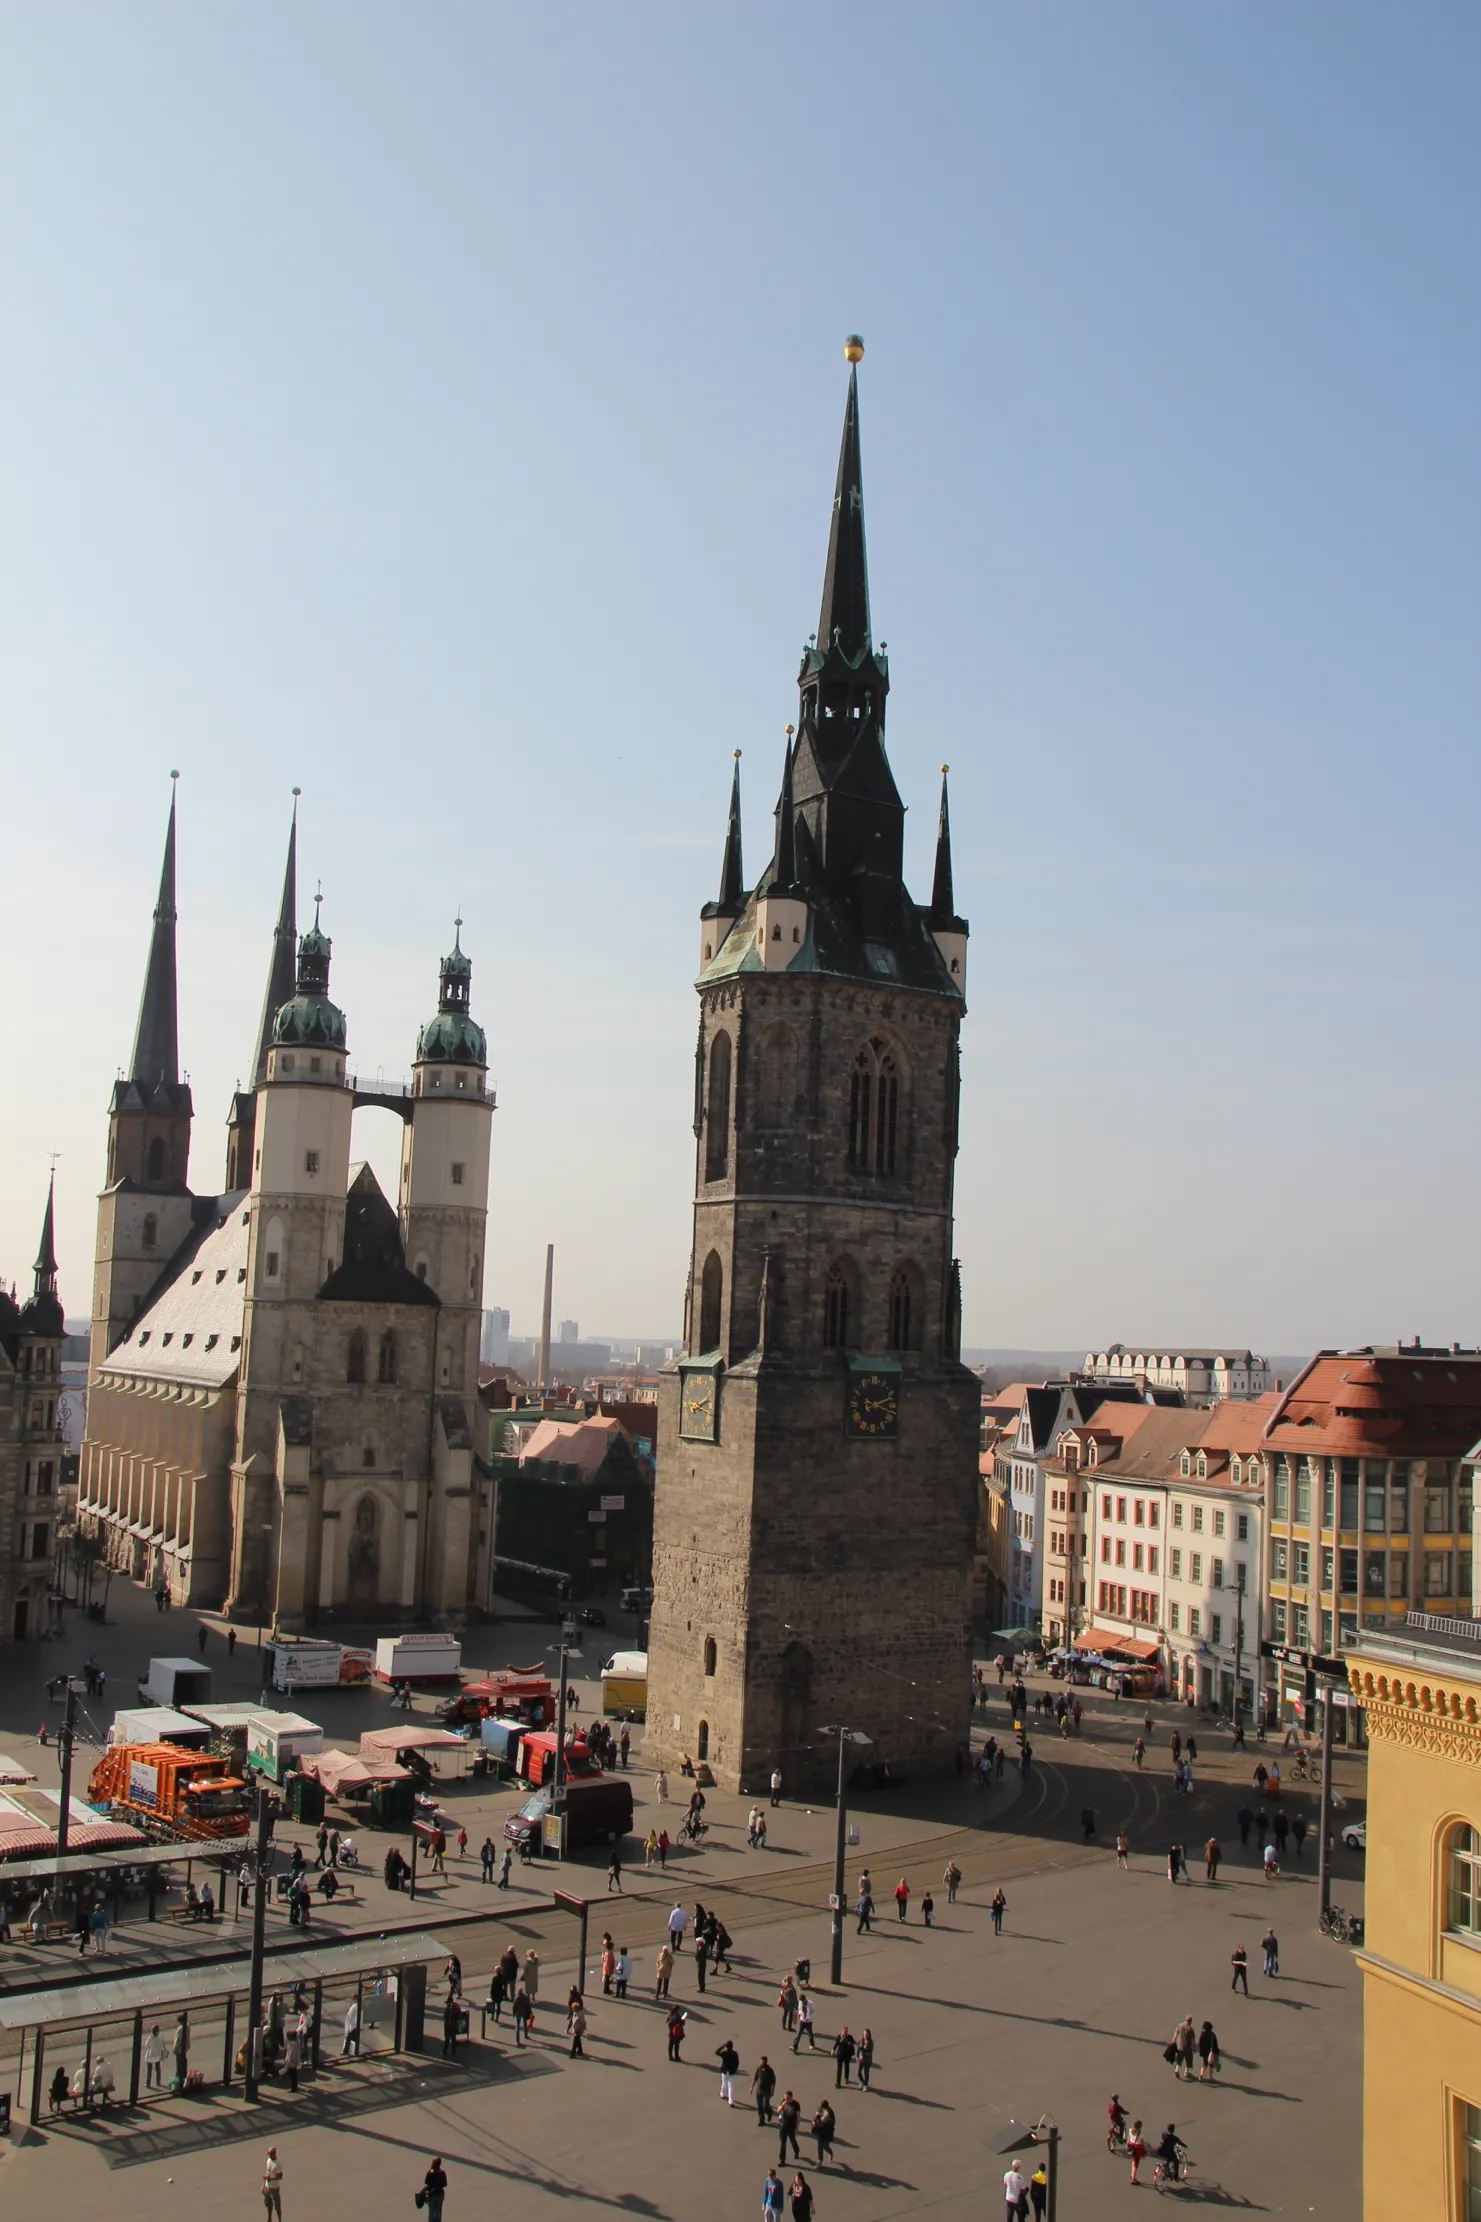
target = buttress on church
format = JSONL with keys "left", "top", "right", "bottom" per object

{"left": 77, "top": 790, "right": 498, "bottom": 1625}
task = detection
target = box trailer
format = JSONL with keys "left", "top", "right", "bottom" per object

{"left": 247, "top": 1711, "right": 324, "bottom": 1783}
{"left": 108, "top": 1706, "right": 211, "bottom": 1751}
{"left": 373, "top": 1633, "right": 463, "bottom": 1685}
{"left": 136, "top": 1657, "right": 213, "bottom": 1710}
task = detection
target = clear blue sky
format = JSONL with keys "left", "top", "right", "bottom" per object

{"left": 3, "top": 4, "right": 1477, "bottom": 1353}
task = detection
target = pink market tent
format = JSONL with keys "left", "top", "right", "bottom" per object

{"left": 299, "top": 1748, "right": 411, "bottom": 1797}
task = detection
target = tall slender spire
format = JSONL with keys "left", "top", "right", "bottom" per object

{"left": 717, "top": 752, "right": 744, "bottom": 911}
{"left": 928, "top": 765, "right": 957, "bottom": 925}
{"left": 770, "top": 727, "right": 799, "bottom": 892}
{"left": 33, "top": 1173, "right": 58, "bottom": 1300}
{"left": 129, "top": 774, "right": 180, "bottom": 1091}
{"left": 816, "top": 339, "right": 871, "bottom": 664}
{"left": 251, "top": 789, "right": 300, "bottom": 1085}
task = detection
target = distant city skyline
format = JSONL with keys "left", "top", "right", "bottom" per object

{"left": 4, "top": 8, "right": 1478, "bottom": 1351}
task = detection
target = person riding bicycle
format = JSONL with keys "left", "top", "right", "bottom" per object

{"left": 1108, "top": 2094, "right": 1128, "bottom": 2142}
{"left": 1156, "top": 2125, "right": 1188, "bottom": 2181}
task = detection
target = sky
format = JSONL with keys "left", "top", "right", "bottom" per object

{"left": 2, "top": 4, "right": 1478, "bottom": 1354}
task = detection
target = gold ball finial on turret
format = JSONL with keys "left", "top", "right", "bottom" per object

{"left": 734, "top": 748, "right": 742, "bottom": 759}
{"left": 941, "top": 763, "right": 950, "bottom": 776}
{"left": 844, "top": 334, "right": 864, "bottom": 364}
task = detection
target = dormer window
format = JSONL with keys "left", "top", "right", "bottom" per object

{"left": 205, "top": 1334, "right": 219, "bottom": 1351}
{"left": 162, "top": 1333, "right": 174, "bottom": 1346}
{"left": 230, "top": 1335, "right": 241, "bottom": 1351}
{"left": 182, "top": 1333, "right": 193, "bottom": 1347}
{"left": 191, "top": 1270, "right": 203, "bottom": 1284}
{"left": 1179, "top": 1452, "right": 1191, "bottom": 1477}
{"left": 1086, "top": 1441, "right": 1098, "bottom": 1467}
{"left": 138, "top": 1331, "right": 151, "bottom": 1345}
{"left": 1196, "top": 1454, "right": 1208, "bottom": 1479}
{"left": 217, "top": 1269, "right": 227, "bottom": 1283}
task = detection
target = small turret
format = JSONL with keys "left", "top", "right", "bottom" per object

{"left": 925, "top": 766, "right": 968, "bottom": 990}
{"left": 19, "top": 1173, "right": 65, "bottom": 1340}
{"left": 699, "top": 752, "right": 745, "bottom": 972}
{"left": 226, "top": 793, "right": 300, "bottom": 1187}
{"left": 415, "top": 923, "right": 488, "bottom": 1073}
{"left": 267, "top": 895, "right": 348, "bottom": 1074}
{"left": 754, "top": 728, "right": 809, "bottom": 971}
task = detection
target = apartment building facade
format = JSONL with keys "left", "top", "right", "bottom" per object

{"left": 1083, "top": 1344, "right": 1272, "bottom": 1401}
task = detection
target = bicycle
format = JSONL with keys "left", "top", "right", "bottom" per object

{"left": 1154, "top": 2150, "right": 1193, "bottom": 2192}
{"left": 1106, "top": 2125, "right": 1130, "bottom": 2155}
{"left": 1320, "top": 1904, "right": 1364, "bottom": 1944}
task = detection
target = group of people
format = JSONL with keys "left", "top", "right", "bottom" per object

{"left": 1107, "top": 2096, "right": 1189, "bottom": 2187}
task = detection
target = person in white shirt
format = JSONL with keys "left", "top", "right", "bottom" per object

{"left": 143, "top": 2024, "right": 167, "bottom": 2089}
{"left": 1003, "top": 2162, "right": 1028, "bottom": 2219}
{"left": 262, "top": 2145, "right": 284, "bottom": 2220}
{"left": 91, "top": 2056, "right": 115, "bottom": 2106}
{"left": 342, "top": 1998, "right": 360, "bottom": 2057}
{"left": 770, "top": 1768, "right": 783, "bottom": 1808}
{"left": 668, "top": 1904, "right": 688, "bottom": 1945}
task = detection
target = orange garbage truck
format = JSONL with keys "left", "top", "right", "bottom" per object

{"left": 88, "top": 1742, "right": 253, "bottom": 1841}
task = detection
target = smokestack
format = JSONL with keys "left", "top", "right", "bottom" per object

{"left": 538, "top": 1243, "right": 554, "bottom": 1395}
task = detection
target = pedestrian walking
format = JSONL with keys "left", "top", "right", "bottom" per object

{"left": 1231, "top": 1943, "right": 1249, "bottom": 1994}
{"left": 284, "top": 2025, "right": 302, "bottom": 2091}
{"left": 499, "top": 1845, "right": 512, "bottom": 1888}
{"left": 752, "top": 2055, "right": 777, "bottom": 2123}
{"left": 695, "top": 1935, "right": 709, "bottom": 1993}
{"left": 656, "top": 1768, "right": 669, "bottom": 1804}
{"left": 420, "top": 2158, "right": 448, "bottom": 2222}
{"left": 1133, "top": 1735, "right": 1145, "bottom": 1768}
{"left": 1029, "top": 2160, "right": 1049, "bottom": 2220}
{"left": 1116, "top": 1830, "right": 1130, "bottom": 1869}
{"left": 944, "top": 1859, "right": 961, "bottom": 1903}
{"left": 810, "top": 2099, "right": 836, "bottom": 2168}
{"left": 619, "top": 1725, "right": 630, "bottom": 1769}
{"left": 855, "top": 1887, "right": 873, "bottom": 1933}
{"left": 608, "top": 1846, "right": 623, "bottom": 1893}
{"left": 833, "top": 2026, "right": 856, "bottom": 2086}
{"left": 262, "top": 2146, "right": 284, "bottom": 2220}
{"left": 1262, "top": 1925, "right": 1280, "bottom": 1976}
{"left": 456, "top": 1826, "right": 468, "bottom": 1861}
{"left": 792, "top": 1990, "right": 816, "bottom": 2051}
{"left": 523, "top": 1950, "right": 541, "bottom": 2001}
{"left": 1237, "top": 1802, "right": 1254, "bottom": 1845}
{"left": 1292, "top": 1816, "right": 1308, "bottom": 1859}
{"left": 763, "top": 2169, "right": 785, "bottom": 2222}
{"left": 990, "top": 1888, "right": 1006, "bottom": 1934}
{"left": 789, "top": 2170, "right": 814, "bottom": 2222}
{"left": 1003, "top": 2161, "right": 1028, "bottom": 2221}
{"left": 1167, "top": 1843, "right": 1185, "bottom": 1885}
{"left": 667, "top": 2005, "right": 688, "bottom": 2062}
{"left": 315, "top": 1824, "right": 329, "bottom": 1868}
{"left": 143, "top": 2024, "right": 166, "bottom": 2088}
{"left": 771, "top": 1767, "right": 783, "bottom": 1807}
{"left": 1171, "top": 2013, "right": 1196, "bottom": 2080}
{"left": 777, "top": 2091, "right": 802, "bottom": 2164}
{"left": 227, "top": 1625, "right": 237, "bottom": 1657}
{"left": 480, "top": 1837, "right": 495, "bottom": 1882}
{"left": 1127, "top": 2120, "right": 1148, "bottom": 2184}
{"left": 171, "top": 2012, "right": 190, "bottom": 2090}
{"left": 858, "top": 2027, "right": 875, "bottom": 2090}
{"left": 922, "top": 1889, "right": 935, "bottom": 1928}
{"left": 615, "top": 1947, "right": 630, "bottom": 1999}
{"left": 1197, "top": 2019, "right": 1221, "bottom": 2080}
{"left": 1204, "top": 1836, "right": 1221, "bottom": 1883}
{"left": 778, "top": 1973, "right": 799, "bottom": 2030}
{"left": 668, "top": 1902, "right": 688, "bottom": 1947}
{"left": 198, "top": 1623, "right": 209, "bottom": 1656}
{"left": 645, "top": 1828, "right": 659, "bottom": 1869}
{"left": 894, "top": 1876, "right": 910, "bottom": 1922}
{"left": 512, "top": 1988, "right": 533, "bottom": 2046}
{"left": 655, "top": 1943, "right": 674, "bottom": 1999}
{"left": 569, "top": 2002, "right": 587, "bottom": 2058}
{"left": 1274, "top": 1808, "right": 1290, "bottom": 1855}
{"left": 716, "top": 2037, "right": 739, "bottom": 2103}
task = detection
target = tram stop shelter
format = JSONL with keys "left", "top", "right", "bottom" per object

{"left": 3, "top": 1928, "right": 450, "bottom": 2125}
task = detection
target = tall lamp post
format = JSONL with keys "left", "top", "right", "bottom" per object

{"left": 48, "top": 1673, "right": 87, "bottom": 1894}
{"left": 818, "top": 1726, "right": 872, "bottom": 1986}
{"left": 547, "top": 1614, "right": 582, "bottom": 1853}
{"left": 1221, "top": 1573, "right": 1247, "bottom": 1736}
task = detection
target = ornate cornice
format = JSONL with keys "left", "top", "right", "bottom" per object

{"left": 1350, "top": 1661, "right": 1481, "bottom": 1762}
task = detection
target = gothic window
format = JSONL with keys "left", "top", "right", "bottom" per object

{"left": 705, "top": 1030, "right": 733, "bottom": 1181}
{"left": 697, "top": 1718, "right": 710, "bottom": 1762}
{"left": 147, "top": 1137, "right": 166, "bottom": 1182}
{"left": 698, "top": 1251, "right": 723, "bottom": 1355}
{"left": 142, "top": 1213, "right": 158, "bottom": 1252}
{"left": 757, "top": 1024, "right": 798, "bottom": 1127}
{"left": 847, "top": 1038, "right": 900, "bottom": 1174}
{"left": 377, "top": 1329, "right": 397, "bottom": 1385}
{"left": 823, "top": 1261, "right": 852, "bottom": 1351}
{"left": 347, "top": 1330, "right": 366, "bottom": 1383}
{"left": 887, "top": 1264, "right": 922, "bottom": 1352}
{"left": 703, "top": 1636, "right": 717, "bottom": 1677}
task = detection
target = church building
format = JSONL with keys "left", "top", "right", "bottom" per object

{"left": 77, "top": 784, "right": 497, "bottom": 1625}
{"left": 0, "top": 1179, "right": 70, "bottom": 1642}
{"left": 645, "top": 343, "right": 980, "bottom": 1793}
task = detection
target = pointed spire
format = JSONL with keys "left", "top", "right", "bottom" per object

{"left": 33, "top": 1173, "right": 58, "bottom": 1300}
{"left": 251, "top": 789, "right": 300, "bottom": 1085}
{"left": 770, "top": 727, "right": 799, "bottom": 891}
{"left": 717, "top": 751, "right": 744, "bottom": 910}
{"left": 129, "top": 774, "right": 181, "bottom": 1092}
{"left": 817, "top": 340, "right": 871, "bottom": 663}
{"left": 929, "top": 765, "right": 956, "bottom": 925}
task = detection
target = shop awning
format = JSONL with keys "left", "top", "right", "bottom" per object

{"left": 1071, "top": 1629, "right": 1161, "bottom": 1662}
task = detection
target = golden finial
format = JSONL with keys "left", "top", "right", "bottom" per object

{"left": 734, "top": 748, "right": 742, "bottom": 759}
{"left": 785, "top": 723, "right": 795, "bottom": 738}
{"left": 844, "top": 335, "right": 864, "bottom": 364}
{"left": 941, "top": 763, "right": 950, "bottom": 776}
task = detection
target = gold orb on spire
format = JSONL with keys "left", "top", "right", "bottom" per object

{"left": 844, "top": 334, "right": 864, "bottom": 364}
{"left": 941, "top": 763, "right": 950, "bottom": 776}
{"left": 734, "top": 747, "right": 742, "bottom": 759}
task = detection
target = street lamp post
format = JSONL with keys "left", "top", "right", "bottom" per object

{"left": 49, "top": 1673, "right": 86, "bottom": 1897}
{"left": 818, "top": 1726, "right": 871, "bottom": 1986}
{"left": 547, "top": 1617, "right": 582, "bottom": 1853}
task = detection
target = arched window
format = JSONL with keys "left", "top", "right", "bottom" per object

{"left": 142, "top": 1213, "right": 158, "bottom": 1253}
{"left": 705, "top": 1031, "right": 733, "bottom": 1181}
{"left": 703, "top": 1636, "right": 717, "bottom": 1677}
{"left": 757, "top": 1025, "right": 797, "bottom": 1126}
{"left": 823, "top": 1261, "right": 851, "bottom": 1351}
{"left": 698, "top": 1251, "right": 723, "bottom": 1355}
{"left": 697, "top": 1719, "right": 710, "bottom": 1762}
{"left": 847, "top": 1038, "right": 900, "bottom": 1174}
{"left": 1448, "top": 1823, "right": 1481, "bottom": 1936}
{"left": 887, "top": 1265, "right": 922, "bottom": 1352}
{"left": 347, "top": 1329, "right": 367, "bottom": 1384}
{"left": 147, "top": 1136, "right": 166, "bottom": 1183}
{"left": 377, "top": 1329, "right": 397, "bottom": 1385}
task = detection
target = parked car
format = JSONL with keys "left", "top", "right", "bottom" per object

{"left": 620, "top": 1585, "right": 654, "bottom": 1614}
{"left": 577, "top": 1606, "right": 607, "bottom": 1628}
{"left": 1341, "top": 1820, "right": 1367, "bottom": 1853}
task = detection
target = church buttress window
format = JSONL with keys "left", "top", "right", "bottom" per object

{"left": 887, "top": 1264, "right": 922, "bottom": 1352}
{"left": 377, "top": 1330, "right": 397, "bottom": 1385}
{"left": 147, "top": 1138, "right": 166, "bottom": 1183}
{"left": 823, "top": 1262, "right": 852, "bottom": 1351}
{"left": 848, "top": 1038, "right": 900, "bottom": 1174}
{"left": 705, "top": 1031, "right": 733, "bottom": 1182}
{"left": 142, "top": 1213, "right": 158, "bottom": 1252}
{"left": 347, "top": 1329, "right": 367, "bottom": 1384}
{"left": 698, "top": 1251, "right": 723, "bottom": 1355}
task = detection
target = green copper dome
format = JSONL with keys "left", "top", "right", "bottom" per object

{"left": 416, "top": 923, "right": 486, "bottom": 1067}
{"left": 273, "top": 900, "right": 348, "bottom": 1051}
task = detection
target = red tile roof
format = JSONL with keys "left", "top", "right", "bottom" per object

{"left": 1262, "top": 1350, "right": 1481, "bottom": 1458}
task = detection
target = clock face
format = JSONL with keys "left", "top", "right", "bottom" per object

{"left": 846, "top": 1372, "right": 900, "bottom": 1440}
{"left": 679, "top": 1369, "right": 719, "bottom": 1444}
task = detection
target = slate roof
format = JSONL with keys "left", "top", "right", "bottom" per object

{"left": 318, "top": 1164, "right": 438, "bottom": 1307}
{"left": 102, "top": 1200, "right": 250, "bottom": 1390}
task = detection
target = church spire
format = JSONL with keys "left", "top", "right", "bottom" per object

{"left": 770, "top": 727, "right": 799, "bottom": 892}
{"left": 251, "top": 790, "right": 300, "bottom": 1086}
{"left": 817, "top": 338, "right": 872, "bottom": 662}
{"left": 129, "top": 774, "right": 180, "bottom": 1092}
{"left": 717, "top": 751, "right": 744, "bottom": 911}
{"left": 928, "top": 765, "right": 957, "bottom": 926}
{"left": 33, "top": 1172, "right": 58, "bottom": 1301}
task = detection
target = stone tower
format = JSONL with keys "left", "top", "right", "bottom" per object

{"left": 90, "top": 775, "right": 196, "bottom": 1377}
{"left": 645, "top": 345, "right": 980, "bottom": 1795}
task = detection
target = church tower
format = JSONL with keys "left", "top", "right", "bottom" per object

{"left": 400, "top": 926, "right": 494, "bottom": 1392}
{"left": 90, "top": 776, "right": 196, "bottom": 1376}
{"left": 225, "top": 792, "right": 299, "bottom": 1191}
{"left": 645, "top": 342, "right": 979, "bottom": 1794}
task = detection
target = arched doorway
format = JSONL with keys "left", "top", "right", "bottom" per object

{"left": 346, "top": 1494, "right": 381, "bottom": 1611}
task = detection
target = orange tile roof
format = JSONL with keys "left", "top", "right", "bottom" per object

{"left": 1262, "top": 1350, "right": 1481, "bottom": 1459}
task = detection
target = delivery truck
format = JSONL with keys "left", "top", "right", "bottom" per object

{"left": 135, "top": 1657, "right": 213, "bottom": 1710}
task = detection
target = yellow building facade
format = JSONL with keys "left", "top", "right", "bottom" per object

{"left": 1349, "top": 1617, "right": 1481, "bottom": 2220}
